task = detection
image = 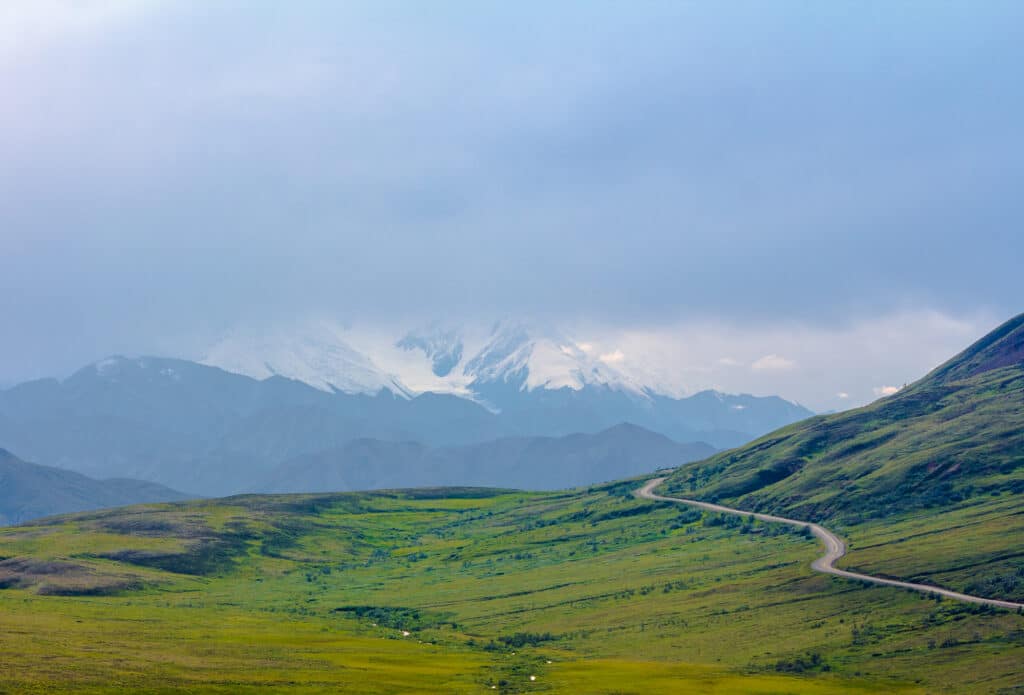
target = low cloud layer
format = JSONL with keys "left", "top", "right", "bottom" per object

{"left": 564, "top": 309, "right": 995, "bottom": 411}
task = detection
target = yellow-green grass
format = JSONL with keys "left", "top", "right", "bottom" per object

{"left": 1, "top": 484, "right": 1021, "bottom": 693}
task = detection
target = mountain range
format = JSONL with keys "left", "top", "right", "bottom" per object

{"left": 0, "top": 423, "right": 712, "bottom": 525}
{"left": 261, "top": 423, "right": 716, "bottom": 493}
{"left": 0, "top": 448, "right": 188, "bottom": 525}
{"left": 200, "top": 320, "right": 654, "bottom": 401}
{"left": 200, "top": 320, "right": 813, "bottom": 433}
{"left": 0, "top": 339, "right": 810, "bottom": 495}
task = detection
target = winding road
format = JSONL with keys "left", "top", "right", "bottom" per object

{"left": 637, "top": 477, "right": 1024, "bottom": 611}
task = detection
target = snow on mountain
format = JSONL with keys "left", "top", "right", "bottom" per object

{"left": 201, "top": 321, "right": 413, "bottom": 397}
{"left": 462, "top": 321, "right": 650, "bottom": 397}
{"left": 198, "top": 319, "right": 653, "bottom": 402}
{"left": 196, "top": 319, "right": 813, "bottom": 418}
{"left": 396, "top": 323, "right": 464, "bottom": 377}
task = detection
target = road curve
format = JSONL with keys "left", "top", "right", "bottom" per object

{"left": 637, "top": 477, "right": 1024, "bottom": 611}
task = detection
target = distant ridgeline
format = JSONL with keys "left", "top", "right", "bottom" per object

{"left": 663, "top": 312, "right": 1024, "bottom": 523}
{"left": 0, "top": 448, "right": 188, "bottom": 526}
{"left": 0, "top": 354, "right": 808, "bottom": 497}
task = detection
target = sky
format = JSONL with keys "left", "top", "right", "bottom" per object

{"left": 1, "top": 1, "right": 1021, "bottom": 409}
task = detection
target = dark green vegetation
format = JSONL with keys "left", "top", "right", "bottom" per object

{"left": 0, "top": 448, "right": 189, "bottom": 525}
{"left": 1, "top": 481, "right": 1022, "bottom": 693}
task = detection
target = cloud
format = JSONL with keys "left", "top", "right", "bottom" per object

{"left": 751, "top": 354, "right": 797, "bottom": 371}
{"left": 580, "top": 309, "right": 993, "bottom": 411}
{"left": 717, "top": 357, "right": 742, "bottom": 367}
{"left": 0, "top": 3, "right": 1019, "bottom": 395}
{"left": 0, "top": 1, "right": 160, "bottom": 63}
{"left": 873, "top": 385, "right": 901, "bottom": 397}
{"left": 599, "top": 349, "right": 625, "bottom": 365}
{"left": 836, "top": 392, "right": 850, "bottom": 399}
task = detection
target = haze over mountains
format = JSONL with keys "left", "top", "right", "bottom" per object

{"left": 0, "top": 449, "right": 188, "bottom": 526}
{"left": 0, "top": 318, "right": 815, "bottom": 501}
{"left": 0, "top": 344, "right": 808, "bottom": 498}
{"left": 262, "top": 424, "right": 716, "bottom": 493}
{"left": 199, "top": 319, "right": 813, "bottom": 413}
{"left": 15, "top": 311, "right": 1019, "bottom": 526}
{"left": 200, "top": 319, "right": 673, "bottom": 401}
{"left": 200, "top": 319, "right": 812, "bottom": 450}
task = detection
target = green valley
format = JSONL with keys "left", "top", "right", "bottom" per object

{"left": 1, "top": 480, "right": 1021, "bottom": 693}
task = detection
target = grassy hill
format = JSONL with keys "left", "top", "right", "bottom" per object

{"left": 658, "top": 313, "right": 1024, "bottom": 605}
{"left": 662, "top": 313, "right": 1024, "bottom": 523}
{"left": 0, "top": 481, "right": 1022, "bottom": 693}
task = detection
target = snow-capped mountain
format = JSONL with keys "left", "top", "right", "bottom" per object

{"left": 201, "top": 321, "right": 413, "bottom": 397}
{"left": 193, "top": 319, "right": 813, "bottom": 447}
{"left": 391, "top": 320, "right": 649, "bottom": 400}
{"left": 197, "top": 318, "right": 658, "bottom": 405}
{"left": 1, "top": 323, "right": 819, "bottom": 494}
{"left": 461, "top": 321, "right": 648, "bottom": 397}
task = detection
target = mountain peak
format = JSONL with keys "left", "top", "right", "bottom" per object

{"left": 463, "top": 321, "right": 647, "bottom": 397}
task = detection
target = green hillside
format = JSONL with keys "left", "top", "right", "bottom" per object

{"left": 663, "top": 313, "right": 1024, "bottom": 523}
{"left": 1, "top": 480, "right": 1022, "bottom": 693}
{"left": 659, "top": 313, "right": 1024, "bottom": 604}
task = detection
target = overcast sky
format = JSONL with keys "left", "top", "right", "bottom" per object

{"left": 1, "top": 2, "right": 1021, "bottom": 407}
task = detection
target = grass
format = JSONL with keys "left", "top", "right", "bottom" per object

{"left": 663, "top": 366, "right": 1024, "bottom": 523}
{"left": 657, "top": 326, "right": 1024, "bottom": 611}
{"left": 835, "top": 492, "right": 1024, "bottom": 601}
{"left": 1, "top": 482, "right": 1021, "bottom": 692}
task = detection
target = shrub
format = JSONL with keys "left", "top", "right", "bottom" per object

{"left": 498, "top": 632, "right": 556, "bottom": 648}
